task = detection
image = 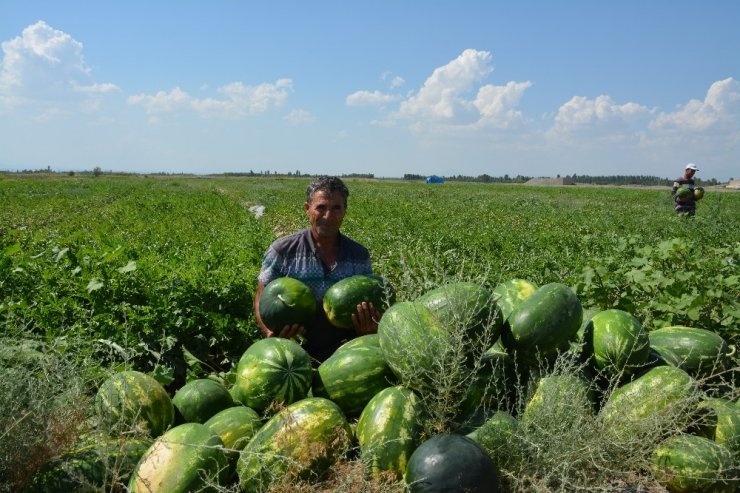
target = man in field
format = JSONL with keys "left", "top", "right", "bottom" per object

{"left": 671, "top": 163, "right": 700, "bottom": 215}
{"left": 254, "top": 176, "right": 379, "bottom": 362}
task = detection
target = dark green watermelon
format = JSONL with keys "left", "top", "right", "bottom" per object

{"left": 323, "top": 274, "right": 395, "bottom": 329}
{"left": 651, "top": 434, "right": 736, "bottom": 493}
{"left": 648, "top": 326, "right": 732, "bottom": 378}
{"left": 312, "top": 344, "right": 396, "bottom": 417}
{"left": 695, "top": 398, "right": 740, "bottom": 461}
{"left": 259, "top": 277, "right": 316, "bottom": 332}
{"left": 204, "top": 405, "right": 262, "bottom": 453}
{"left": 231, "top": 338, "right": 313, "bottom": 412}
{"left": 404, "top": 434, "right": 499, "bottom": 492}
{"left": 585, "top": 309, "right": 650, "bottom": 379}
{"left": 356, "top": 385, "right": 426, "bottom": 480}
{"left": 172, "top": 378, "right": 234, "bottom": 424}
{"left": 676, "top": 186, "right": 694, "bottom": 200}
{"left": 466, "top": 411, "right": 520, "bottom": 471}
{"left": 333, "top": 333, "right": 380, "bottom": 354}
{"left": 501, "top": 283, "right": 583, "bottom": 365}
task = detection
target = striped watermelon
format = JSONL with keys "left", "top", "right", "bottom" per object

{"left": 172, "top": 378, "right": 234, "bottom": 424}
{"left": 600, "top": 366, "right": 699, "bottom": 435}
{"left": 231, "top": 337, "right": 313, "bottom": 412}
{"left": 355, "top": 385, "right": 426, "bottom": 479}
{"left": 128, "top": 423, "right": 229, "bottom": 492}
{"left": 501, "top": 283, "right": 583, "bottom": 365}
{"left": 323, "top": 274, "right": 396, "bottom": 329}
{"left": 312, "top": 344, "right": 396, "bottom": 417}
{"left": 404, "top": 434, "right": 499, "bottom": 492}
{"left": 651, "top": 434, "right": 736, "bottom": 493}
{"left": 492, "top": 278, "right": 537, "bottom": 322}
{"left": 378, "top": 301, "right": 451, "bottom": 392}
{"left": 333, "top": 333, "right": 380, "bottom": 354}
{"left": 417, "top": 281, "right": 502, "bottom": 340}
{"left": 695, "top": 398, "right": 740, "bottom": 460}
{"left": 585, "top": 309, "right": 650, "bottom": 379}
{"left": 95, "top": 370, "right": 174, "bottom": 438}
{"left": 521, "top": 375, "right": 595, "bottom": 427}
{"left": 648, "top": 326, "right": 732, "bottom": 378}
{"left": 466, "top": 411, "right": 519, "bottom": 470}
{"left": 236, "top": 397, "right": 352, "bottom": 491}
{"left": 204, "top": 405, "right": 262, "bottom": 455}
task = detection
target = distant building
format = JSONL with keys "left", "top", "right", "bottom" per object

{"left": 525, "top": 177, "right": 575, "bottom": 186}
{"left": 726, "top": 180, "right": 740, "bottom": 190}
{"left": 426, "top": 175, "right": 445, "bottom": 184}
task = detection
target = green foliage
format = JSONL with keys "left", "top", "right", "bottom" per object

{"left": 577, "top": 236, "right": 740, "bottom": 344}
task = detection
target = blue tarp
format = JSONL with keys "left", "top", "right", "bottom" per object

{"left": 426, "top": 176, "right": 444, "bottom": 184}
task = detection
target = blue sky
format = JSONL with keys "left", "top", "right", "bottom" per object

{"left": 1, "top": 1, "right": 738, "bottom": 180}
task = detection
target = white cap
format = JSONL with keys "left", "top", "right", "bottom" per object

{"left": 686, "top": 163, "right": 699, "bottom": 171}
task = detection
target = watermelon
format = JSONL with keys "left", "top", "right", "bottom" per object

{"left": 694, "top": 186, "right": 705, "bottom": 200}
{"left": 456, "top": 345, "right": 517, "bottom": 430}
{"left": 355, "top": 385, "right": 426, "bottom": 479}
{"left": 521, "top": 375, "right": 595, "bottom": 428}
{"left": 585, "top": 309, "right": 650, "bottom": 379}
{"left": 492, "top": 278, "right": 537, "bottom": 322}
{"left": 259, "top": 277, "right": 316, "bottom": 332}
{"left": 648, "top": 326, "right": 732, "bottom": 378}
{"left": 404, "top": 434, "right": 499, "bottom": 492}
{"left": 501, "top": 283, "right": 583, "bottom": 365}
{"left": 27, "top": 437, "right": 151, "bottom": 492}
{"left": 377, "top": 301, "right": 451, "bottom": 392}
{"left": 466, "top": 411, "right": 519, "bottom": 470}
{"left": 236, "top": 397, "right": 352, "bottom": 491}
{"left": 651, "top": 434, "right": 736, "bottom": 493}
{"left": 312, "top": 344, "right": 396, "bottom": 417}
{"left": 128, "top": 423, "right": 229, "bottom": 492}
{"left": 204, "top": 405, "right": 262, "bottom": 454}
{"left": 417, "top": 281, "right": 502, "bottom": 341}
{"left": 333, "top": 333, "right": 380, "bottom": 354}
{"left": 172, "top": 378, "right": 234, "bottom": 424}
{"left": 695, "top": 398, "right": 740, "bottom": 460}
{"left": 676, "top": 186, "right": 693, "bottom": 200}
{"left": 323, "top": 274, "right": 396, "bottom": 329}
{"left": 231, "top": 338, "right": 313, "bottom": 412}
{"left": 600, "top": 366, "right": 699, "bottom": 435}
{"left": 95, "top": 370, "right": 174, "bottom": 438}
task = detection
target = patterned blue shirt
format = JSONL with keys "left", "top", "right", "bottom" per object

{"left": 258, "top": 228, "right": 373, "bottom": 361}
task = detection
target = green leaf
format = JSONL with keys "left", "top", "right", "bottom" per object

{"left": 182, "top": 346, "right": 204, "bottom": 368}
{"left": 54, "top": 247, "right": 69, "bottom": 262}
{"left": 3, "top": 242, "right": 21, "bottom": 257}
{"left": 117, "top": 260, "right": 137, "bottom": 274}
{"left": 86, "top": 278, "right": 104, "bottom": 293}
{"left": 151, "top": 365, "right": 175, "bottom": 387}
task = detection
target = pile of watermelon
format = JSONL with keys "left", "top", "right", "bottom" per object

{"left": 28, "top": 275, "right": 738, "bottom": 492}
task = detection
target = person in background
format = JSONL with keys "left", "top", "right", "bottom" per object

{"left": 671, "top": 163, "right": 700, "bottom": 215}
{"left": 254, "top": 176, "right": 379, "bottom": 362}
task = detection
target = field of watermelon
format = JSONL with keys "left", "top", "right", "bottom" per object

{"left": 1, "top": 174, "right": 738, "bottom": 492}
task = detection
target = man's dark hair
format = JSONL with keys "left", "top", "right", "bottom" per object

{"left": 306, "top": 176, "right": 349, "bottom": 205}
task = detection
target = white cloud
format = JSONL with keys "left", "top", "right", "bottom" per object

{"left": 127, "top": 79, "right": 292, "bottom": 120}
{"left": 0, "top": 21, "right": 118, "bottom": 109}
{"left": 650, "top": 77, "right": 740, "bottom": 132}
{"left": 351, "top": 49, "right": 531, "bottom": 131}
{"left": 547, "top": 94, "right": 651, "bottom": 142}
{"left": 346, "top": 90, "right": 399, "bottom": 106}
{"left": 283, "top": 108, "right": 315, "bottom": 125}
{"left": 390, "top": 76, "right": 405, "bottom": 89}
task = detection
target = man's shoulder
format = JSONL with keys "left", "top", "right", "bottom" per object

{"left": 269, "top": 228, "right": 311, "bottom": 253}
{"left": 339, "top": 233, "right": 370, "bottom": 258}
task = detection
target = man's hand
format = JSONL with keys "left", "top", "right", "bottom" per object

{"left": 265, "top": 323, "right": 306, "bottom": 340}
{"left": 352, "top": 302, "right": 379, "bottom": 335}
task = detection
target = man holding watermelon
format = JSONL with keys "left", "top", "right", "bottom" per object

{"left": 671, "top": 163, "right": 702, "bottom": 215}
{"left": 254, "top": 176, "right": 380, "bottom": 362}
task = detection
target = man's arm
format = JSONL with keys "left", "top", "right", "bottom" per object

{"left": 254, "top": 281, "right": 306, "bottom": 339}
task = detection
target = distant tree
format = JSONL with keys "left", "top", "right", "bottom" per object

{"left": 92, "top": 166, "right": 102, "bottom": 177}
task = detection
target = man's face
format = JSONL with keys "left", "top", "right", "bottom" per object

{"left": 685, "top": 168, "right": 696, "bottom": 179}
{"left": 305, "top": 190, "right": 346, "bottom": 240}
